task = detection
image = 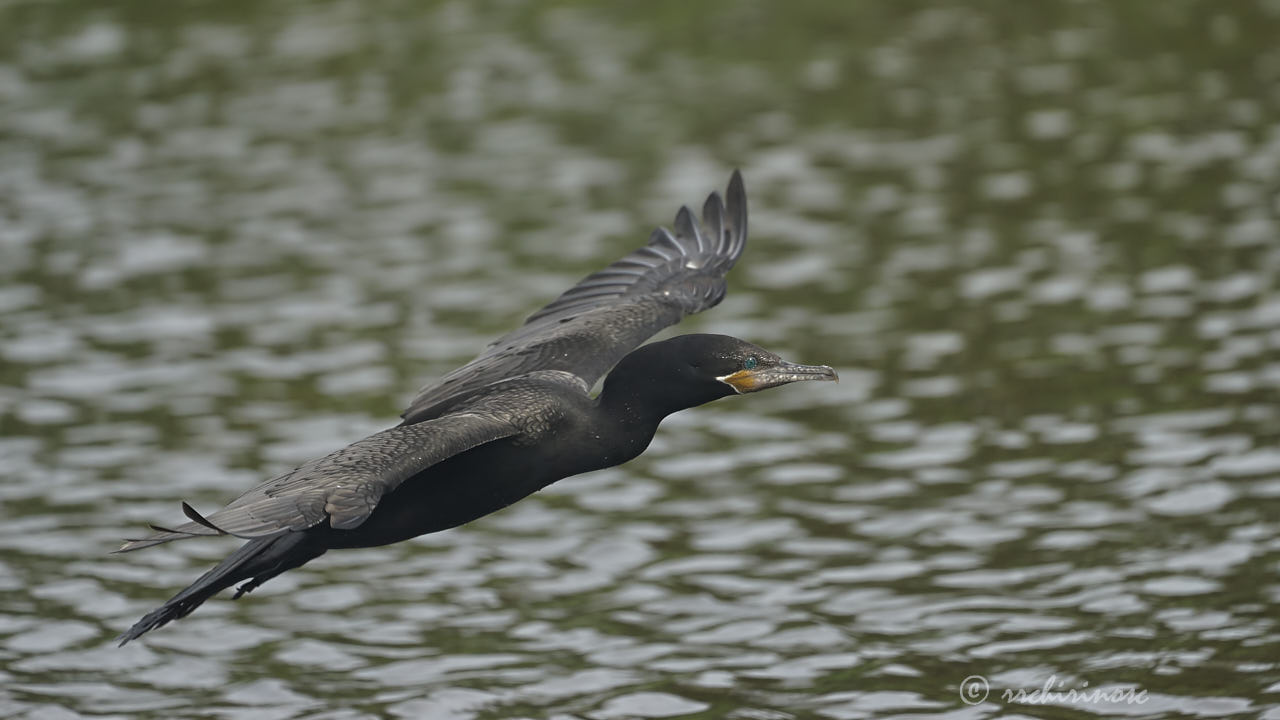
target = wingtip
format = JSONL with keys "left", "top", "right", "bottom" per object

{"left": 113, "top": 536, "right": 168, "bottom": 554}
{"left": 725, "top": 169, "right": 748, "bottom": 258}
{"left": 182, "top": 501, "right": 227, "bottom": 535}
{"left": 672, "top": 205, "right": 706, "bottom": 253}
{"left": 728, "top": 169, "right": 745, "bottom": 208}
{"left": 701, "top": 190, "right": 726, "bottom": 253}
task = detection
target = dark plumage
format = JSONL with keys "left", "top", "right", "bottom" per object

{"left": 116, "top": 171, "right": 837, "bottom": 645}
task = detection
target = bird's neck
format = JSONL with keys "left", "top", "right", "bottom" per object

{"left": 592, "top": 380, "right": 687, "bottom": 464}
{"left": 596, "top": 388, "right": 666, "bottom": 432}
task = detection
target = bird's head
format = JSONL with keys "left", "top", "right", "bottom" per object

{"left": 605, "top": 333, "right": 838, "bottom": 417}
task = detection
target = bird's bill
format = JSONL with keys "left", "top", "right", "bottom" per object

{"left": 718, "top": 361, "right": 839, "bottom": 393}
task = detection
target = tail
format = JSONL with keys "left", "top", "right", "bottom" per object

{"left": 117, "top": 532, "right": 326, "bottom": 646}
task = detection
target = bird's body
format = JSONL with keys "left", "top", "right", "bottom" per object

{"left": 330, "top": 370, "right": 657, "bottom": 550}
{"left": 117, "top": 171, "right": 837, "bottom": 644}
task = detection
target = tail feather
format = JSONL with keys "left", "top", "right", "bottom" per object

{"left": 117, "top": 532, "right": 325, "bottom": 646}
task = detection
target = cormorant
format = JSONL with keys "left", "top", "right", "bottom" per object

{"left": 116, "top": 171, "right": 837, "bottom": 645}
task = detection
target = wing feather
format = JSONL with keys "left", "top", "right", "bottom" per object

{"left": 117, "top": 413, "right": 518, "bottom": 552}
{"left": 401, "top": 170, "right": 748, "bottom": 424}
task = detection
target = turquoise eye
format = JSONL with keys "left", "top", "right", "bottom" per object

{"left": 743, "top": 356, "right": 758, "bottom": 370}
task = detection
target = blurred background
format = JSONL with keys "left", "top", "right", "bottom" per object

{"left": 2, "top": 1, "right": 1279, "bottom": 718}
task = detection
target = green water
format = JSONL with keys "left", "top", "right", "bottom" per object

{"left": 2, "top": 2, "right": 1279, "bottom": 718}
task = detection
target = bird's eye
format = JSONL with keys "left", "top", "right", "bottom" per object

{"left": 743, "top": 356, "right": 758, "bottom": 370}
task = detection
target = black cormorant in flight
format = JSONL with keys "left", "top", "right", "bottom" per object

{"left": 117, "top": 171, "right": 837, "bottom": 644}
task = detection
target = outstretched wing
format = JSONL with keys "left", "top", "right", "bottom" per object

{"left": 401, "top": 170, "right": 748, "bottom": 425}
{"left": 117, "top": 412, "right": 518, "bottom": 552}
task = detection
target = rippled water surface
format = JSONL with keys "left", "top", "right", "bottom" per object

{"left": 3, "top": 2, "right": 1280, "bottom": 718}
